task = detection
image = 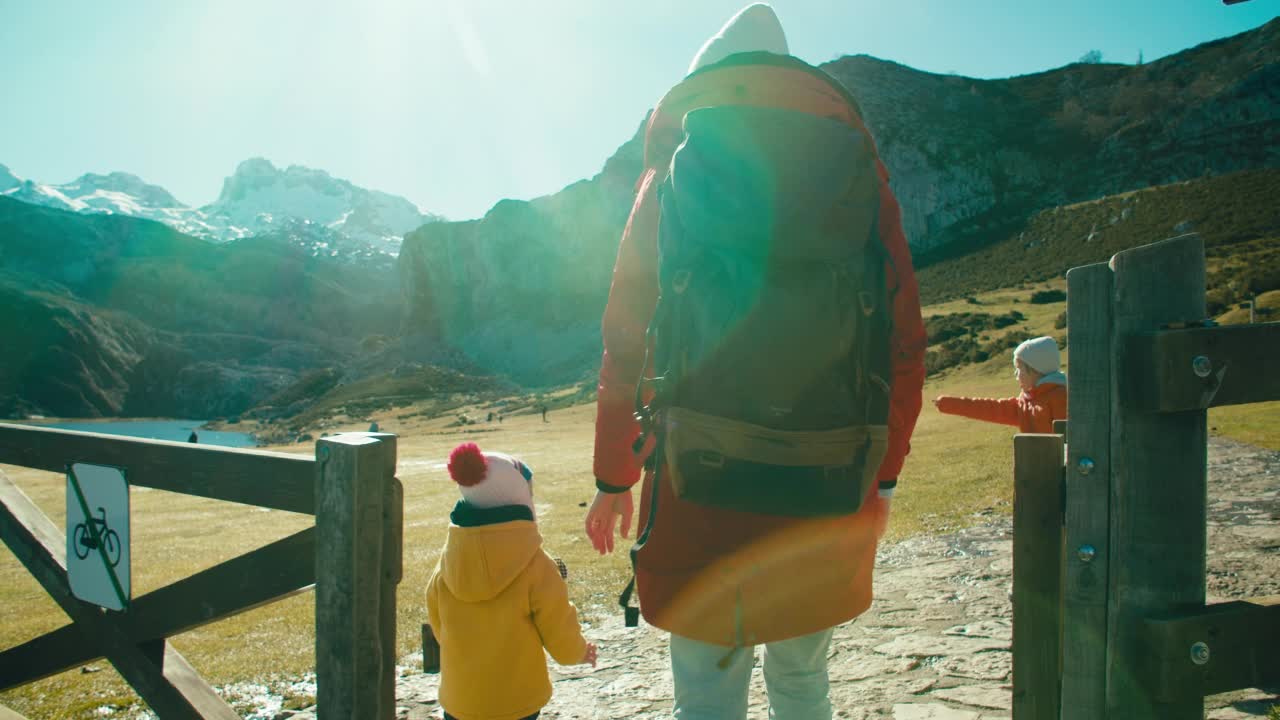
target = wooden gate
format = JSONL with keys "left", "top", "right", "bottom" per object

{"left": 1011, "top": 234, "right": 1280, "bottom": 719}
{"left": 0, "top": 425, "right": 402, "bottom": 719}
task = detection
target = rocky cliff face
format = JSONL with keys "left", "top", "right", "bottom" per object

{"left": 202, "top": 157, "right": 441, "bottom": 252}
{"left": 397, "top": 19, "right": 1279, "bottom": 384}
{"left": 828, "top": 17, "right": 1280, "bottom": 255}
{"left": 398, "top": 120, "right": 644, "bottom": 384}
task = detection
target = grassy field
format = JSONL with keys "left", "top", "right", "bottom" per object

{"left": 2, "top": 282, "right": 1277, "bottom": 718}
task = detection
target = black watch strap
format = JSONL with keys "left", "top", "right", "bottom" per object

{"left": 596, "top": 478, "right": 630, "bottom": 494}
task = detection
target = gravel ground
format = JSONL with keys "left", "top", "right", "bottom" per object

{"left": 128, "top": 437, "right": 1280, "bottom": 719}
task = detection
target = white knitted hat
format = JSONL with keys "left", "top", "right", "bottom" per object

{"left": 687, "top": 3, "right": 789, "bottom": 76}
{"left": 447, "top": 442, "right": 534, "bottom": 511}
{"left": 1014, "top": 336, "right": 1061, "bottom": 375}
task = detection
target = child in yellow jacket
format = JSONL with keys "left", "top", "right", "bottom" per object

{"left": 426, "top": 442, "right": 597, "bottom": 720}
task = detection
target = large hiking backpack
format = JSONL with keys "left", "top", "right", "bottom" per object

{"left": 636, "top": 104, "right": 892, "bottom": 517}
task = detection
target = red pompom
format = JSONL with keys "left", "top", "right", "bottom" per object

{"left": 448, "top": 443, "right": 488, "bottom": 487}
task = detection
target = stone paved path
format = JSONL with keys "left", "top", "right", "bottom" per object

{"left": 251, "top": 438, "right": 1280, "bottom": 719}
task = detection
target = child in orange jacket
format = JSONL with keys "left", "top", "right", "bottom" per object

{"left": 426, "top": 443, "right": 597, "bottom": 720}
{"left": 934, "top": 336, "right": 1067, "bottom": 433}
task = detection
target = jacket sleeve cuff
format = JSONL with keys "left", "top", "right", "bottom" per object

{"left": 596, "top": 478, "right": 631, "bottom": 494}
{"left": 878, "top": 478, "right": 897, "bottom": 499}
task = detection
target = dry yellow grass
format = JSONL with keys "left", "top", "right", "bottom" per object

{"left": 2, "top": 279, "right": 1275, "bottom": 717}
{"left": 0, "top": 406, "right": 628, "bottom": 718}
{"left": 1210, "top": 401, "right": 1280, "bottom": 451}
{"left": 0, "top": 373, "right": 1030, "bottom": 718}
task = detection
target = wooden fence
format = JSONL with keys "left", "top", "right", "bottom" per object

{"left": 0, "top": 425, "right": 402, "bottom": 719}
{"left": 1011, "top": 233, "right": 1280, "bottom": 719}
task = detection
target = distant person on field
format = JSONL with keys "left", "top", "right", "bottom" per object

{"left": 187, "top": 431, "right": 198, "bottom": 443}
{"left": 933, "top": 336, "right": 1067, "bottom": 433}
{"left": 426, "top": 443, "right": 596, "bottom": 720}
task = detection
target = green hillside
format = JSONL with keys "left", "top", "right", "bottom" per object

{"left": 916, "top": 168, "right": 1280, "bottom": 313}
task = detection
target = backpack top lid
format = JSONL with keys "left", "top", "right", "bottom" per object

{"left": 667, "top": 105, "right": 876, "bottom": 258}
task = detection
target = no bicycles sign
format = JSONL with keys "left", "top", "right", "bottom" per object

{"left": 66, "top": 463, "right": 131, "bottom": 611}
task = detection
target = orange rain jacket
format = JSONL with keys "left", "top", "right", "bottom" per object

{"left": 591, "top": 54, "right": 927, "bottom": 646}
{"left": 935, "top": 380, "right": 1068, "bottom": 434}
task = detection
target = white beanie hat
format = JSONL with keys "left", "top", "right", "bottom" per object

{"left": 447, "top": 442, "right": 534, "bottom": 512}
{"left": 687, "top": 3, "right": 789, "bottom": 76}
{"left": 1014, "top": 336, "right": 1061, "bottom": 375}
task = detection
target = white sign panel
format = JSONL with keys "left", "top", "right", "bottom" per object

{"left": 66, "top": 463, "right": 130, "bottom": 611}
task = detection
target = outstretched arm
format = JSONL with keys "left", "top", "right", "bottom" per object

{"left": 934, "top": 395, "right": 1023, "bottom": 428}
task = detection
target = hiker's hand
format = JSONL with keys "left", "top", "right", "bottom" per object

{"left": 582, "top": 642, "right": 598, "bottom": 667}
{"left": 585, "top": 488, "right": 633, "bottom": 555}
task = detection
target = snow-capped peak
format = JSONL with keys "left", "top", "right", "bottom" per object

{"left": 0, "top": 163, "right": 20, "bottom": 193}
{"left": 61, "top": 171, "right": 184, "bottom": 209}
{"left": 0, "top": 158, "right": 443, "bottom": 256}
{"left": 201, "top": 157, "right": 435, "bottom": 253}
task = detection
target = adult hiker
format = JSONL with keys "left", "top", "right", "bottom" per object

{"left": 584, "top": 4, "right": 926, "bottom": 718}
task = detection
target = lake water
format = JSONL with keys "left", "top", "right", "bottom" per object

{"left": 44, "top": 420, "right": 257, "bottom": 448}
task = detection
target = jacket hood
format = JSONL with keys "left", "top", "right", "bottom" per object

{"left": 1035, "top": 370, "right": 1067, "bottom": 388}
{"left": 1024, "top": 376, "right": 1067, "bottom": 402}
{"left": 687, "top": 3, "right": 789, "bottom": 77}
{"left": 438, "top": 504, "right": 542, "bottom": 603}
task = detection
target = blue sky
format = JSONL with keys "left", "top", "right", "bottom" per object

{"left": 1, "top": 1, "right": 1274, "bottom": 220}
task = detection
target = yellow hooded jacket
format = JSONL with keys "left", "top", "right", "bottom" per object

{"left": 426, "top": 503, "right": 587, "bottom": 720}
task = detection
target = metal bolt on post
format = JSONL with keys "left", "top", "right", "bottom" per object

{"left": 1190, "top": 641, "right": 1211, "bottom": 666}
{"left": 1192, "top": 356, "right": 1213, "bottom": 378}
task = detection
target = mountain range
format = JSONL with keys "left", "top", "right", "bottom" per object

{"left": 0, "top": 157, "right": 442, "bottom": 256}
{"left": 2, "top": 18, "right": 1278, "bottom": 422}
{"left": 399, "top": 17, "right": 1280, "bottom": 384}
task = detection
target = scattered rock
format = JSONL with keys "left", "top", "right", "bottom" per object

{"left": 892, "top": 703, "right": 981, "bottom": 720}
{"left": 929, "top": 685, "right": 1011, "bottom": 710}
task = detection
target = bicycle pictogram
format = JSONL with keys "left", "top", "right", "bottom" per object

{"left": 73, "top": 505, "right": 122, "bottom": 568}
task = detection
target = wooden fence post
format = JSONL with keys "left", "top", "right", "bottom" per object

{"left": 1012, "top": 433, "right": 1065, "bottom": 720}
{"left": 1106, "top": 234, "right": 1207, "bottom": 719}
{"left": 365, "top": 432, "right": 402, "bottom": 718}
{"left": 315, "top": 434, "right": 396, "bottom": 720}
{"left": 1060, "top": 261, "right": 1114, "bottom": 720}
